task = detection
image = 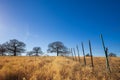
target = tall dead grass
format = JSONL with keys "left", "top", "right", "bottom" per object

{"left": 0, "top": 56, "right": 119, "bottom": 80}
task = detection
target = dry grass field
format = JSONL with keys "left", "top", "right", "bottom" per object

{"left": 0, "top": 56, "right": 119, "bottom": 80}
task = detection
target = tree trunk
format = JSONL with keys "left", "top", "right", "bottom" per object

{"left": 14, "top": 47, "right": 17, "bottom": 56}
{"left": 14, "top": 51, "right": 16, "bottom": 56}
{"left": 57, "top": 47, "right": 59, "bottom": 56}
{"left": 36, "top": 52, "right": 38, "bottom": 56}
{"left": 2, "top": 52, "right": 3, "bottom": 56}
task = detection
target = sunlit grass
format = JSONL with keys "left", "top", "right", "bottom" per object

{"left": 0, "top": 56, "right": 119, "bottom": 80}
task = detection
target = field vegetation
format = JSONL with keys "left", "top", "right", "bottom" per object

{"left": 0, "top": 56, "right": 119, "bottom": 80}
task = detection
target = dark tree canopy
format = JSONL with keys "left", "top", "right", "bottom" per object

{"left": 4, "top": 39, "right": 26, "bottom": 56}
{"left": 108, "top": 53, "right": 117, "bottom": 57}
{"left": 47, "top": 41, "right": 68, "bottom": 56}
{"left": 0, "top": 44, "right": 6, "bottom": 56}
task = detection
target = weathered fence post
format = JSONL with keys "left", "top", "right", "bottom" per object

{"left": 76, "top": 45, "right": 80, "bottom": 62}
{"left": 73, "top": 48, "right": 77, "bottom": 61}
{"left": 81, "top": 42, "right": 86, "bottom": 65}
{"left": 100, "top": 34, "right": 111, "bottom": 73}
{"left": 71, "top": 48, "right": 74, "bottom": 61}
{"left": 68, "top": 48, "right": 70, "bottom": 57}
{"left": 89, "top": 40, "right": 94, "bottom": 68}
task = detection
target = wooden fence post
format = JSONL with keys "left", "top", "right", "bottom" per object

{"left": 76, "top": 45, "right": 80, "bottom": 62}
{"left": 81, "top": 42, "right": 86, "bottom": 65}
{"left": 71, "top": 48, "right": 74, "bottom": 61}
{"left": 100, "top": 34, "right": 111, "bottom": 73}
{"left": 89, "top": 40, "right": 94, "bottom": 68}
{"left": 73, "top": 48, "right": 77, "bottom": 61}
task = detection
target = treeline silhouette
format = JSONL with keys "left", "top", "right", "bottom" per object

{"left": 0, "top": 39, "right": 69, "bottom": 56}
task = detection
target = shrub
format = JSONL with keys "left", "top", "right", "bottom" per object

{"left": 108, "top": 53, "right": 117, "bottom": 57}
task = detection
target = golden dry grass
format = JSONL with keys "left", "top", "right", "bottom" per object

{"left": 0, "top": 56, "right": 119, "bottom": 80}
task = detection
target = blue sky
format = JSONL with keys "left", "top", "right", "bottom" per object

{"left": 0, "top": 0, "right": 120, "bottom": 56}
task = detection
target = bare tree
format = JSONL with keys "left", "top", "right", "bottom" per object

{"left": 47, "top": 41, "right": 68, "bottom": 56}
{"left": 4, "top": 39, "right": 26, "bottom": 56}
{"left": 26, "top": 47, "right": 43, "bottom": 56}
{"left": 32, "top": 47, "right": 43, "bottom": 56}
{"left": 0, "top": 44, "right": 6, "bottom": 56}
{"left": 26, "top": 51, "right": 33, "bottom": 56}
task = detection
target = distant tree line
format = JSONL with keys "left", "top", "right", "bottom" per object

{"left": 0, "top": 39, "right": 69, "bottom": 56}
{"left": 85, "top": 53, "right": 117, "bottom": 57}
